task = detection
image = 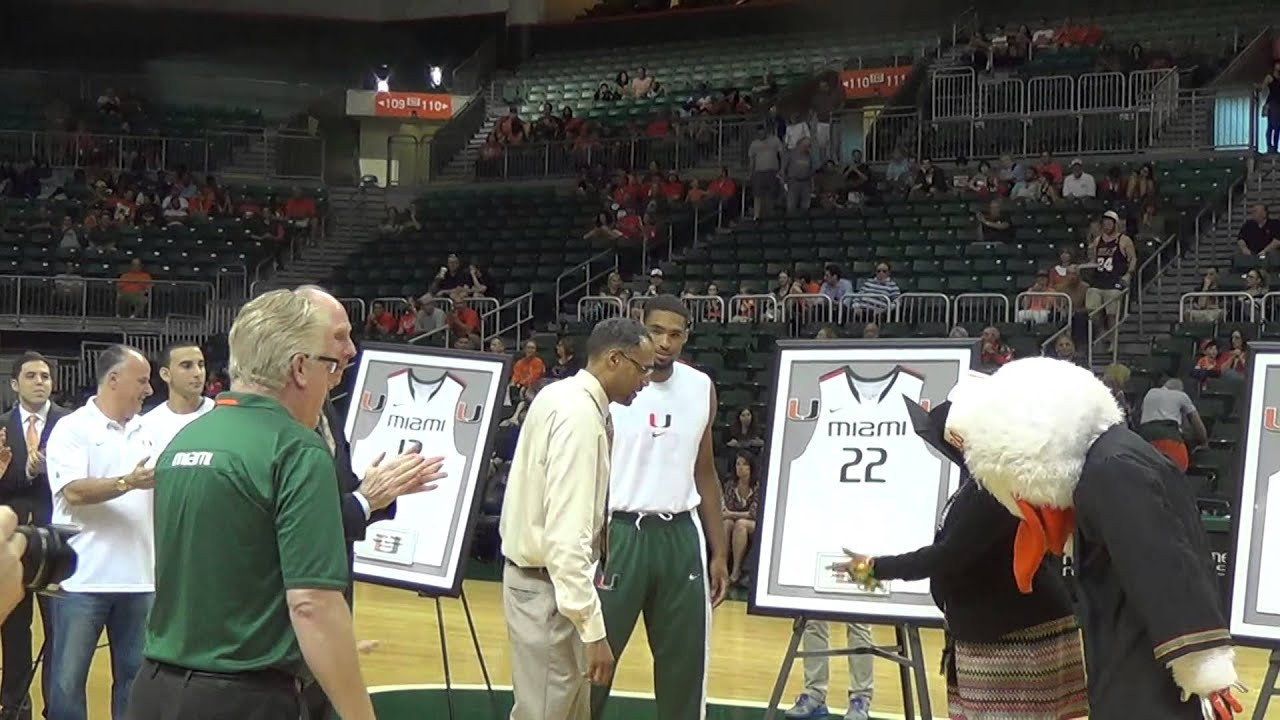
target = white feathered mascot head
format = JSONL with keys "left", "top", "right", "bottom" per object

{"left": 944, "top": 355, "right": 1123, "bottom": 515}
{"left": 941, "top": 357, "right": 1124, "bottom": 595}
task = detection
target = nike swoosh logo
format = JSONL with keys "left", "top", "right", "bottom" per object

{"left": 651, "top": 432, "right": 665, "bottom": 438}
{"left": 688, "top": 573, "right": 700, "bottom": 581}
{"left": 827, "top": 407, "right": 841, "bottom": 413}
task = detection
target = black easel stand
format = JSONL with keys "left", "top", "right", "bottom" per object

{"left": 418, "top": 588, "right": 500, "bottom": 720}
{"left": 1251, "top": 648, "right": 1280, "bottom": 719}
{"left": 15, "top": 639, "right": 45, "bottom": 717}
{"left": 764, "top": 617, "right": 932, "bottom": 720}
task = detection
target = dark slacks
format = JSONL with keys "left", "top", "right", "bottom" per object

{"left": 125, "top": 659, "right": 303, "bottom": 720}
{"left": 0, "top": 590, "right": 52, "bottom": 717}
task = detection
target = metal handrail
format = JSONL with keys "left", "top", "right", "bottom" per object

{"left": 1085, "top": 288, "right": 1129, "bottom": 368}
{"left": 1134, "top": 232, "right": 1179, "bottom": 338}
{"left": 487, "top": 291, "right": 536, "bottom": 346}
{"left": 555, "top": 250, "right": 619, "bottom": 322}
{"left": 781, "top": 293, "right": 833, "bottom": 324}
{"left": 1180, "top": 292, "right": 1258, "bottom": 323}
{"left": 953, "top": 293, "right": 1011, "bottom": 326}
{"left": 576, "top": 295, "right": 625, "bottom": 321}
{"left": 892, "top": 292, "right": 950, "bottom": 327}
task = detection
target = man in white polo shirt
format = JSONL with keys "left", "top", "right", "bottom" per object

{"left": 45, "top": 344, "right": 155, "bottom": 720}
{"left": 143, "top": 343, "right": 213, "bottom": 456}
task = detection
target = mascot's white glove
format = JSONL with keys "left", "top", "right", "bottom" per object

{"left": 1168, "top": 647, "right": 1245, "bottom": 719}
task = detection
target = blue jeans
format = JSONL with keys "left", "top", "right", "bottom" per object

{"left": 48, "top": 592, "right": 153, "bottom": 720}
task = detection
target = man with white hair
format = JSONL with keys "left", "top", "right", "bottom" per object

{"left": 129, "top": 289, "right": 430, "bottom": 720}
{"left": 46, "top": 344, "right": 156, "bottom": 720}
{"left": 295, "top": 285, "right": 447, "bottom": 720}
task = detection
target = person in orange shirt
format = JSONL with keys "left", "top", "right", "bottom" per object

{"left": 117, "top": 258, "right": 153, "bottom": 318}
{"left": 446, "top": 288, "right": 481, "bottom": 341}
{"left": 511, "top": 340, "right": 547, "bottom": 392}
{"left": 284, "top": 187, "right": 318, "bottom": 238}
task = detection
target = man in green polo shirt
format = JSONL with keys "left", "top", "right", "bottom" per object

{"left": 127, "top": 289, "right": 439, "bottom": 720}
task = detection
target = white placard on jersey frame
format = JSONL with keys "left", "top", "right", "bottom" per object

{"left": 1227, "top": 342, "right": 1280, "bottom": 645}
{"left": 750, "top": 338, "right": 978, "bottom": 626}
{"left": 343, "top": 342, "right": 512, "bottom": 597}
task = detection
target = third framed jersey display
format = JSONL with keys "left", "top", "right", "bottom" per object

{"left": 751, "top": 339, "right": 978, "bottom": 624}
{"left": 343, "top": 344, "right": 510, "bottom": 596}
{"left": 1228, "top": 343, "right": 1280, "bottom": 642}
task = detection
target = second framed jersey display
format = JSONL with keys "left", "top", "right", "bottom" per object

{"left": 343, "top": 343, "right": 511, "bottom": 596}
{"left": 750, "top": 338, "right": 979, "bottom": 624}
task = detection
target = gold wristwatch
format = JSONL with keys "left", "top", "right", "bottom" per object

{"left": 115, "top": 476, "right": 132, "bottom": 493}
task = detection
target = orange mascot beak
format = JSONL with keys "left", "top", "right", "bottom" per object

{"left": 1013, "top": 499, "right": 1075, "bottom": 594}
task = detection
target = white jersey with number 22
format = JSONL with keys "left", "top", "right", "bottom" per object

{"left": 777, "top": 366, "right": 942, "bottom": 593}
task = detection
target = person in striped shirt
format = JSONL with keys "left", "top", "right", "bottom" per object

{"left": 851, "top": 261, "right": 901, "bottom": 315}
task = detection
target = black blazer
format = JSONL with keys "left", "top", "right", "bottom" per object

{"left": 873, "top": 479, "right": 1074, "bottom": 643}
{"left": 0, "top": 403, "right": 70, "bottom": 525}
{"left": 325, "top": 400, "right": 395, "bottom": 555}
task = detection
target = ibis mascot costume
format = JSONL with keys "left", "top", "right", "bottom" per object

{"left": 939, "top": 357, "right": 1242, "bottom": 720}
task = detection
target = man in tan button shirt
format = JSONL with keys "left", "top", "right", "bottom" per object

{"left": 499, "top": 317, "right": 656, "bottom": 720}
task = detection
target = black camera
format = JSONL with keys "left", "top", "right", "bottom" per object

{"left": 15, "top": 525, "right": 79, "bottom": 592}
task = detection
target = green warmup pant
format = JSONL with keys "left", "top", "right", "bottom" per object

{"left": 590, "top": 510, "right": 708, "bottom": 720}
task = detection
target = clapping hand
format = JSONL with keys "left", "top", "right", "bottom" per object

{"left": 0, "top": 430, "right": 11, "bottom": 477}
{"left": 358, "top": 452, "right": 447, "bottom": 512}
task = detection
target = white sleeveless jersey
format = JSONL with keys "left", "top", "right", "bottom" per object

{"left": 350, "top": 370, "right": 469, "bottom": 567}
{"left": 777, "top": 366, "right": 943, "bottom": 592}
{"left": 608, "top": 362, "right": 712, "bottom": 514}
{"left": 143, "top": 397, "right": 215, "bottom": 465}
{"left": 1256, "top": 470, "right": 1280, "bottom": 614}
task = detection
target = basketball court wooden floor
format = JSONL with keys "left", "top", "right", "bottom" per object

{"left": 27, "top": 578, "right": 1280, "bottom": 718}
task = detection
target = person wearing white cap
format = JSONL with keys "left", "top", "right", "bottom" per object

{"left": 1086, "top": 210, "right": 1136, "bottom": 336}
{"left": 1061, "top": 158, "right": 1096, "bottom": 199}
{"left": 644, "top": 268, "right": 665, "bottom": 296}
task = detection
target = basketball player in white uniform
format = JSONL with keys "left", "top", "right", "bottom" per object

{"left": 143, "top": 343, "right": 214, "bottom": 461}
{"left": 785, "top": 365, "right": 942, "bottom": 720}
{"left": 350, "top": 369, "right": 468, "bottom": 567}
{"left": 590, "top": 294, "right": 729, "bottom": 720}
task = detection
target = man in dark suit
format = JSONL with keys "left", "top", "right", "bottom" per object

{"left": 297, "top": 286, "right": 446, "bottom": 720}
{"left": 0, "top": 352, "right": 68, "bottom": 720}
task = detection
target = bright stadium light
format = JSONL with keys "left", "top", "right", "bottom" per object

{"left": 428, "top": 66, "right": 443, "bottom": 89}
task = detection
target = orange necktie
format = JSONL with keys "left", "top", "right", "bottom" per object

{"left": 25, "top": 415, "right": 39, "bottom": 454}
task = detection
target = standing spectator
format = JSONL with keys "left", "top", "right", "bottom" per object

{"left": 722, "top": 451, "right": 759, "bottom": 586}
{"left": 785, "top": 621, "right": 875, "bottom": 720}
{"left": 1264, "top": 60, "right": 1280, "bottom": 154}
{"left": 1137, "top": 378, "right": 1207, "bottom": 471}
{"left": 0, "top": 353, "right": 67, "bottom": 719}
{"left": 782, "top": 138, "right": 815, "bottom": 214}
{"left": 1086, "top": 211, "right": 1137, "bottom": 334}
{"left": 512, "top": 340, "right": 547, "bottom": 392}
{"left": 747, "top": 126, "right": 784, "bottom": 220}
{"left": 1061, "top": 159, "right": 1097, "bottom": 199}
{"left": 1236, "top": 204, "right": 1280, "bottom": 256}
{"left": 143, "top": 343, "right": 214, "bottom": 456}
{"left": 46, "top": 345, "right": 155, "bottom": 720}
{"left": 117, "top": 258, "right": 152, "bottom": 318}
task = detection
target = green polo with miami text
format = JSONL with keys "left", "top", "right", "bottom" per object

{"left": 143, "top": 392, "right": 349, "bottom": 676}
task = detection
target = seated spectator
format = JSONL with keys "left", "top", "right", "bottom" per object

{"left": 481, "top": 131, "right": 503, "bottom": 162}
{"left": 1010, "top": 168, "right": 1056, "bottom": 204}
{"left": 511, "top": 340, "right": 546, "bottom": 393}
{"left": 548, "top": 336, "right": 580, "bottom": 380}
{"left": 58, "top": 216, "right": 81, "bottom": 250}
{"left": 815, "top": 325, "right": 838, "bottom": 339}
{"left": 364, "top": 301, "right": 397, "bottom": 340}
{"left": 412, "top": 295, "right": 447, "bottom": 334}
{"left": 396, "top": 304, "right": 418, "bottom": 338}
{"left": 707, "top": 167, "right": 737, "bottom": 203}
{"left": 909, "top": 158, "right": 948, "bottom": 198}
{"left": 613, "top": 70, "right": 631, "bottom": 97}
{"left": 466, "top": 261, "right": 493, "bottom": 298}
{"left": 726, "top": 406, "right": 764, "bottom": 450}
{"left": 1098, "top": 166, "right": 1124, "bottom": 203}
{"left": 446, "top": 288, "right": 481, "bottom": 339}
{"left": 1052, "top": 335, "right": 1083, "bottom": 366}
{"left": 584, "top": 211, "right": 624, "bottom": 245}
{"left": 885, "top": 149, "right": 912, "bottom": 188}
{"left": 815, "top": 161, "right": 844, "bottom": 208}
{"left": 496, "top": 106, "right": 526, "bottom": 145}
{"left": 976, "top": 198, "right": 1013, "bottom": 243}
{"left": 1037, "top": 151, "right": 1064, "bottom": 187}
{"left": 116, "top": 258, "right": 152, "bottom": 318}
{"left": 1238, "top": 268, "right": 1267, "bottom": 319}
{"left": 494, "top": 379, "right": 550, "bottom": 461}
{"left": 532, "top": 104, "right": 564, "bottom": 142}
{"left": 843, "top": 149, "right": 872, "bottom": 201}
{"left": 1237, "top": 204, "right": 1280, "bottom": 256}
{"left": 660, "top": 172, "right": 685, "bottom": 203}
{"left": 594, "top": 82, "right": 620, "bottom": 102}
{"left": 1061, "top": 159, "right": 1097, "bottom": 198}
{"left": 967, "top": 160, "right": 1001, "bottom": 197}
{"left": 722, "top": 450, "right": 760, "bottom": 586}
{"left": 949, "top": 325, "right": 969, "bottom": 338}
{"left": 1219, "top": 329, "right": 1249, "bottom": 375}
{"left": 488, "top": 337, "right": 507, "bottom": 355}
{"left": 1191, "top": 340, "right": 1223, "bottom": 389}
{"left": 1137, "top": 378, "right": 1206, "bottom": 471}
{"left": 685, "top": 179, "right": 709, "bottom": 206}
{"left": 630, "top": 67, "right": 655, "bottom": 98}
{"left": 562, "top": 106, "right": 584, "bottom": 137}
{"left": 1101, "top": 364, "right": 1135, "bottom": 428}
{"left": 1125, "top": 163, "right": 1157, "bottom": 204}
{"left": 861, "top": 321, "right": 880, "bottom": 339}
{"left": 284, "top": 187, "right": 318, "bottom": 235}
{"left": 1016, "top": 271, "right": 1054, "bottom": 323}
{"left": 819, "top": 263, "right": 854, "bottom": 305}
{"left": 433, "top": 253, "right": 470, "bottom": 294}
{"left": 644, "top": 268, "right": 666, "bottom": 296}
{"left": 160, "top": 186, "right": 189, "bottom": 224}
{"left": 980, "top": 326, "right": 1014, "bottom": 366}
{"left": 853, "top": 261, "right": 901, "bottom": 314}
{"left": 1049, "top": 249, "right": 1075, "bottom": 291}
{"left": 200, "top": 176, "right": 232, "bottom": 218}
{"left": 1185, "top": 268, "right": 1224, "bottom": 323}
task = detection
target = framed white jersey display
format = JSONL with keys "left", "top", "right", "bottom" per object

{"left": 1227, "top": 343, "right": 1280, "bottom": 643}
{"left": 750, "top": 338, "right": 979, "bottom": 625}
{"left": 343, "top": 343, "right": 511, "bottom": 596}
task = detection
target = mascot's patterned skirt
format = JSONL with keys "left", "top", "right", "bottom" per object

{"left": 946, "top": 616, "right": 1089, "bottom": 720}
